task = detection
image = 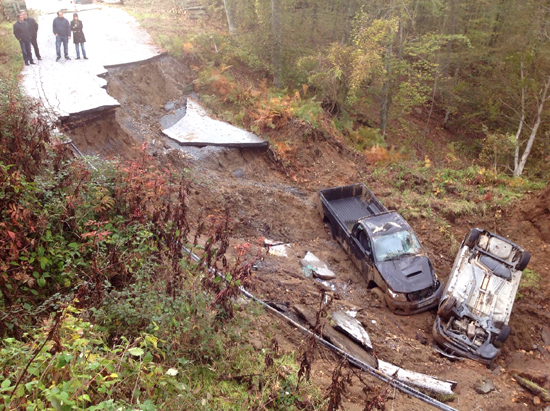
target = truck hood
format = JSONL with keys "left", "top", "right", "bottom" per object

{"left": 376, "top": 255, "right": 435, "bottom": 293}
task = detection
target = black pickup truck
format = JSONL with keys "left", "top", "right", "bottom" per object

{"left": 318, "top": 184, "right": 442, "bottom": 315}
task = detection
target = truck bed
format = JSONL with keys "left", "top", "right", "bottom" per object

{"left": 320, "top": 184, "right": 387, "bottom": 232}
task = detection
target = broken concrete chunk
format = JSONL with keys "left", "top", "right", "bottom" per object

{"left": 300, "top": 252, "right": 336, "bottom": 280}
{"left": 331, "top": 310, "right": 373, "bottom": 351}
{"left": 293, "top": 304, "right": 377, "bottom": 369}
{"left": 378, "top": 360, "right": 456, "bottom": 396}
{"left": 474, "top": 378, "right": 495, "bottom": 395}
{"left": 162, "top": 99, "right": 267, "bottom": 148}
{"left": 264, "top": 239, "right": 291, "bottom": 258}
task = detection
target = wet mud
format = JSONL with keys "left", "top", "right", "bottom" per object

{"left": 65, "top": 54, "right": 550, "bottom": 410}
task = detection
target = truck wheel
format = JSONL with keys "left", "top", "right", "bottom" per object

{"left": 494, "top": 324, "right": 511, "bottom": 348}
{"left": 515, "top": 251, "right": 530, "bottom": 271}
{"left": 464, "top": 228, "right": 482, "bottom": 248}
{"left": 371, "top": 287, "right": 387, "bottom": 308}
{"left": 437, "top": 296, "right": 456, "bottom": 320}
{"left": 326, "top": 220, "right": 335, "bottom": 239}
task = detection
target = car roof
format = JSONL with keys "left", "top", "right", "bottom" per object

{"left": 358, "top": 212, "right": 412, "bottom": 236}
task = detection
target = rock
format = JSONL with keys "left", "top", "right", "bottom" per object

{"left": 331, "top": 310, "right": 373, "bottom": 351}
{"left": 492, "top": 366, "right": 503, "bottom": 376}
{"left": 474, "top": 378, "right": 495, "bottom": 395}
{"left": 534, "top": 396, "right": 541, "bottom": 405}
{"left": 300, "top": 252, "right": 336, "bottom": 280}
{"left": 541, "top": 325, "right": 550, "bottom": 346}
{"left": 164, "top": 101, "right": 176, "bottom": 111}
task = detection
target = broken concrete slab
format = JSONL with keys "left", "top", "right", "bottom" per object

{"left": 293, "top": 304, "right": 378, "bottom": 369}
{"left": 300, "top": 252, "right": 336, "bottom": 280}
{"left": 162, "top": 100, "right": 268, "bottom": 148}
{"left": 331, "top": 310, "right": 372, "bottom": 351}
{"left": 264, "top": 239, "right": 291, "bottom": 258}
{"left": 20, "top": 7, "right": 163, "bottom": 119}
{"left": 378, "top": 360, "right": 457, "bottom": 396}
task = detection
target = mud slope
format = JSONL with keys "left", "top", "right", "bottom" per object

{"left": 66, "top": 54, "right": 550, "bottom": 410}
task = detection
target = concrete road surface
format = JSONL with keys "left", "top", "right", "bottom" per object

{"left": 21, "top": 2, "right": 163, "bottom": 118}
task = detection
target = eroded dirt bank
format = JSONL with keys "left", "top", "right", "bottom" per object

{"left": 63, "top": 55, "right": 550, "bottom": 410}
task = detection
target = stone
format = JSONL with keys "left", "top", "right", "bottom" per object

{"left": 474, "top": 378, "right": 495, "bottom": 395}
{"left": 300, "top": 252, "right": 336, "bottom": 280}
{"left": 533, "top": 396, "right": 541, "bottom": 406}
{"left": 331, "top": 310, "right": 373, "bottom": 351}
{"left": 164, "top": 101, "right": 176, "bottom": 111}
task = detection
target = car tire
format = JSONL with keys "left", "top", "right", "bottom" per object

{"left": 496, "top": 324, "right": 511, "bottom": 344}
{"left": 371, "top": 287, "right": 387, "bottom": 308}
{"left": 516, "top": 251, "right": 531, "bottom": 271}
{"left": 464, "top": 228, "right": 482, "bottom": 248}
{"left": 437, "top": 296, "right": 456, "bottom": 320}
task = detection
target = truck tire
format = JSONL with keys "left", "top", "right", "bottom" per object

{"left": 464, "top": 228, "right": 482, "bottom": 248}
{"left": 371, "top": 287, "right": 387, "bottom": 308}
{"left": 515, "top": 251, "right": 530, "bottom": 271}
{"left": 494, "top": 324, "right": 511, "bottom": 348}
{"left": 437, "top": 296, "right": 456, "bottom": 320}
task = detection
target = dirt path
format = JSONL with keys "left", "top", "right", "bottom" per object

{"left": 55, "top": 53, "right": 550, "bottom": 410}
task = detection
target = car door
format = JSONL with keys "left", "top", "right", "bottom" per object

{"left": 350, "top": 223, "right": 373, "bottom": 281}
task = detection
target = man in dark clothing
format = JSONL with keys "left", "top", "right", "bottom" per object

{"left": 22, "top": 11, "right": 41, "bottom": 61}
{"left": 13, "top": 12, "right": 35, "bottom": 66}
{"left": 52, "top": 11, "right": 71, "bottom": 62}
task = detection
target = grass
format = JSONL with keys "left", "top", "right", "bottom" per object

{"left": 0, "top": 21, "right": 23, "bottom": 81}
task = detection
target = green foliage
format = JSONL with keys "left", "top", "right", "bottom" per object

{"left": 0, "top": 22, "right": 23, "bottom": 81}
{"left": 516, "top": 269, "right": 542, "bottom": 300}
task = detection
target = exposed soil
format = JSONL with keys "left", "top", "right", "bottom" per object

{"left": 67, "top": 55, "right": 550, "bottom": 410}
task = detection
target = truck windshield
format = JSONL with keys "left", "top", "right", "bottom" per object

{"left": 372, "top": 230, "right": 422, "bottom": 261}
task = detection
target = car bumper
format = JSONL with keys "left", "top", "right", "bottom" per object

{"left": 386, "top": 281, "right": 442, "bottom": 315}
{"left": 432, "top": 317, "right": 497, "bottom": 365}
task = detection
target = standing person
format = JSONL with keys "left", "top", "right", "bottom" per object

{"left": 13, "top": 12, "right": 35, "bottom": 66}
{"left": 70, "top": 14, "right": 87, "bottom": 60}
{"left": 53, "top": 11, "right": 71, "bottom": 62}
{"left": 22, "top": 11, "right": 41, "bottom": 61}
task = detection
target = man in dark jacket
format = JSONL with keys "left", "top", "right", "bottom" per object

{"left": 52, "top": 11, "right": 71, "bottom": 62}
{"left": 13, "top": 12, "right": 34, "bottom": 66}
{"left": 22, "top": 11, "right": 41, "bottom": 61}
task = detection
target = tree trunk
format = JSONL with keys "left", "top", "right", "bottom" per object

{"left": 341, "top": 0, "right": 355, "bottom": 45}
{"left": 513, "top": 61, "right": 525, "bottom": 173}
{"left": 271, "top": 0, "right": 283, "bottom": 88}
{"left": 515, "top": 75, "right": 550, "bottom": 176}
{"left": 223, "top": 0, "right": 237, "bottom": 34}
{"left": 380, "top": 44, "right": 393, "bottom": 137}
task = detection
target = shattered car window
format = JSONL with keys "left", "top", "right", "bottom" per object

{"left": 372, "top": 230, "right": 422, "bottom": 261}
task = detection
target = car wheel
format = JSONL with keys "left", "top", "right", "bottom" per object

{"left": 495, "top": 324, "right": 511, "bottom": 344}
{"left": 464, "top": 228, "right": 482, "bottom": 248}
{"left": 516, "top": 251, "right": 531, "bottom": 271}
{"left": 437, "top": 296, "right": 456, "bottom": 320}
{"left": 371, "top": 287, "right": 387, "bottom": 308}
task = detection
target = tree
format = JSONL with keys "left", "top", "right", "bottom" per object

{"left": 223, "top": 0, "right": 237, "bottom": 34}
{"left": 271, "top": 0, "right": 282, "bottom": 88}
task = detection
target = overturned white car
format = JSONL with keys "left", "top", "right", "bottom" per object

{"left": 433, "top": 228, "right": 530, "bottom": 364}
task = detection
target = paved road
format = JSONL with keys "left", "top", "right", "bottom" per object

{"left": 21, "top": 1, "right": 162, "bottom": 118}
